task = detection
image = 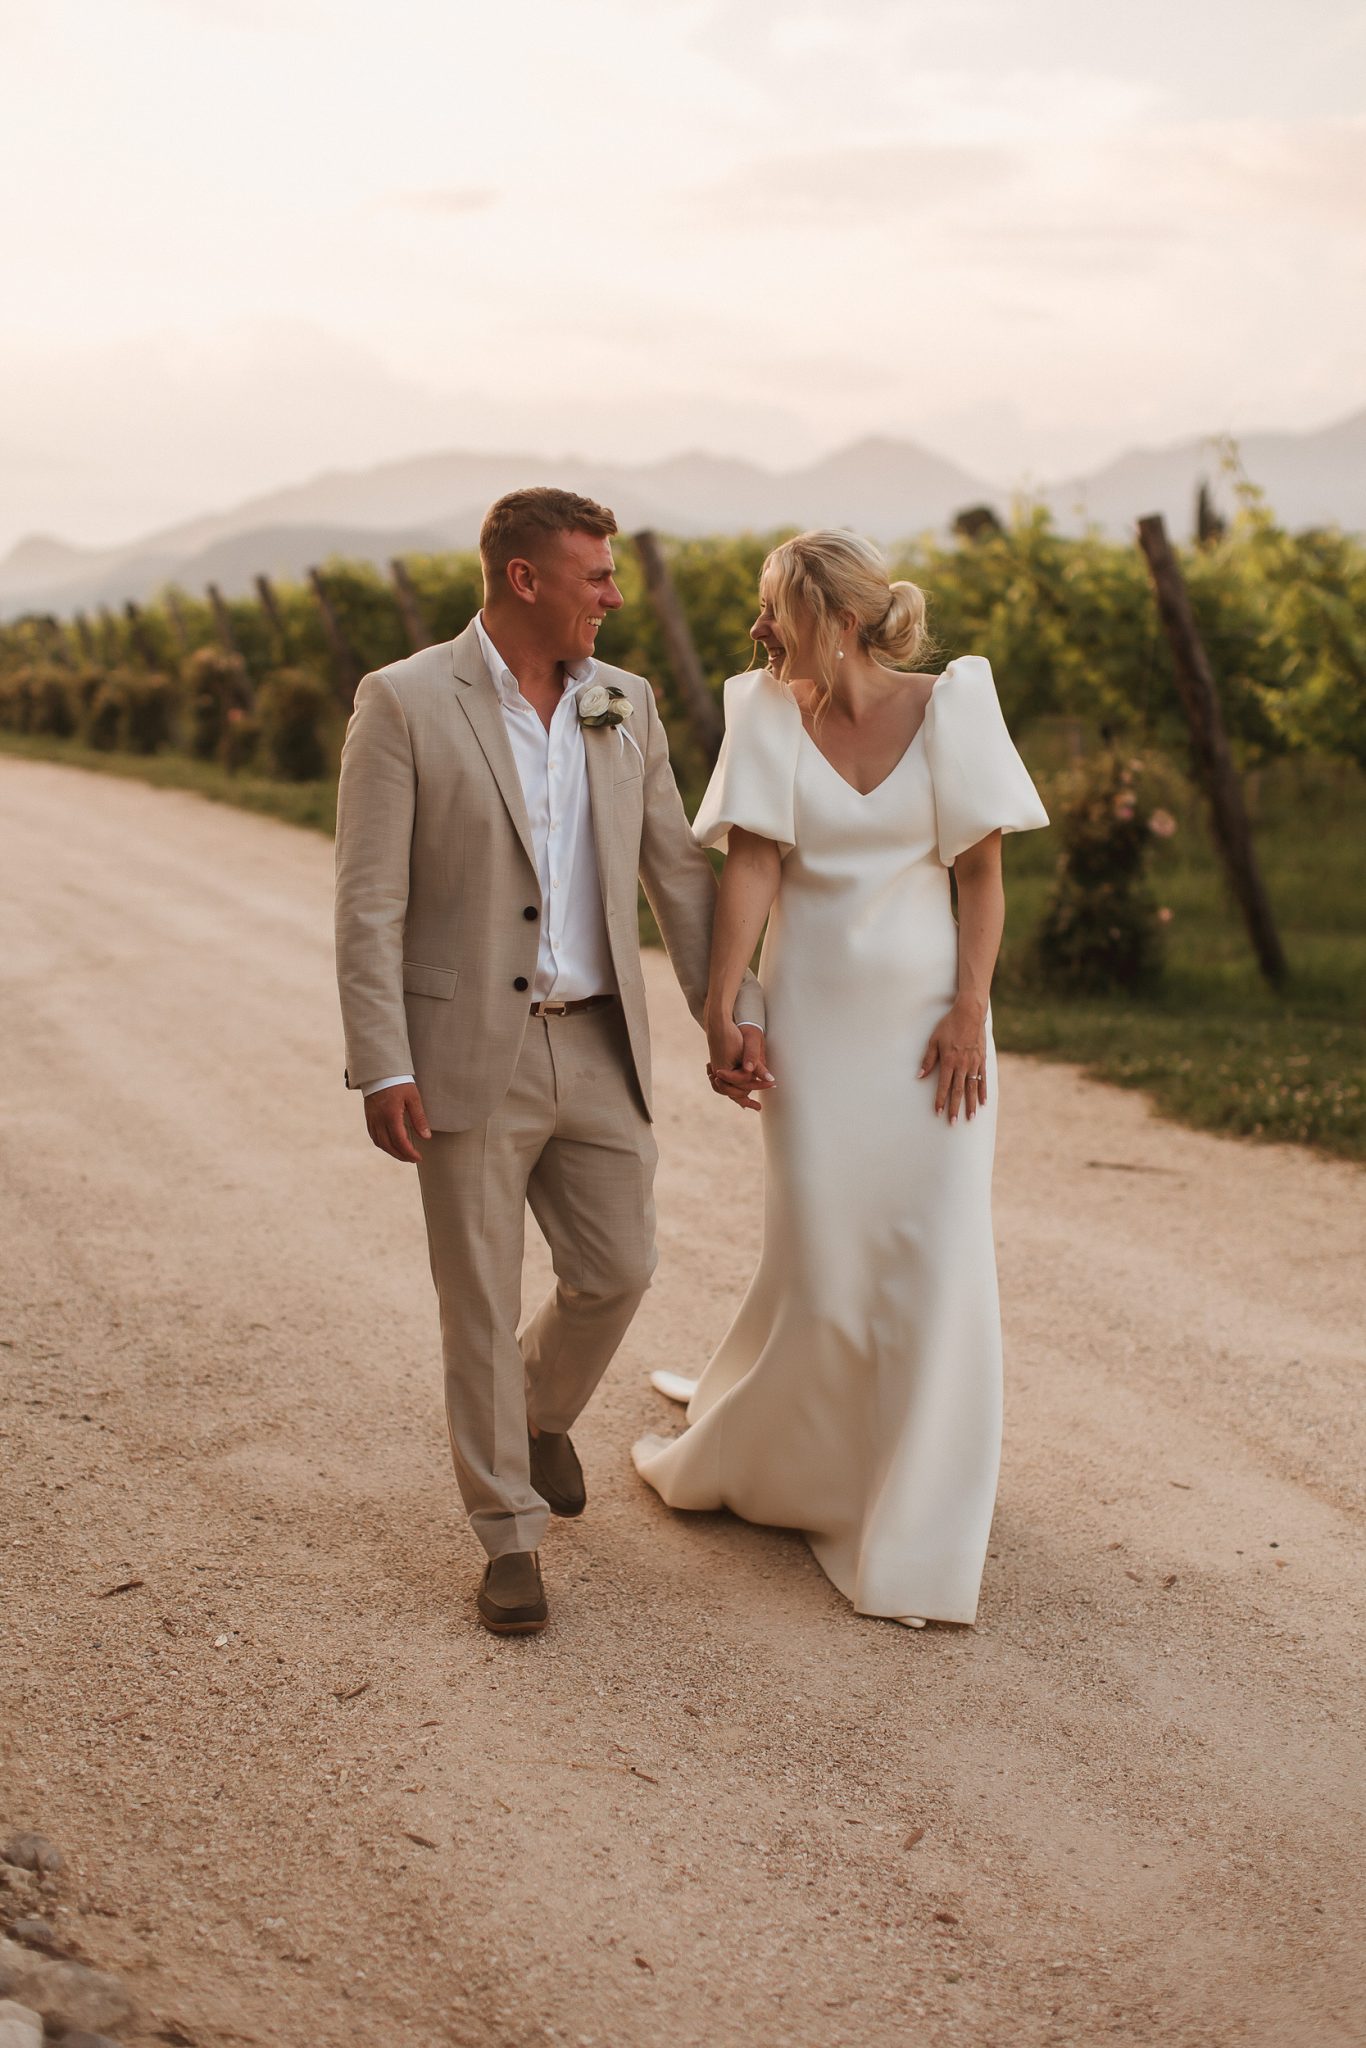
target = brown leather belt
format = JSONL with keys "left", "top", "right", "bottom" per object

{"left": 529, "top": 994, "right": 616, "bottom": 1018}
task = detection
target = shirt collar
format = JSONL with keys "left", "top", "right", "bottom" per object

{"left": 474, "top": 612, "right": 596, "bottom": 706}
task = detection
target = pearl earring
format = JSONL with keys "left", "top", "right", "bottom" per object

{"left": 836, "top": 648, "right": 845, "bottom": 660}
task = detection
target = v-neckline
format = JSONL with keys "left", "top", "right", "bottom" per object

{"left": 798, "top": 715, "right": 927, "bottom": 800}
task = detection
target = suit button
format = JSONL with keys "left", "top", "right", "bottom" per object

{"left": 523, "top": 905, "right": 538, "bottom": 920}
{"left": 513, "top": 976, "right": 529, "bottom": 992}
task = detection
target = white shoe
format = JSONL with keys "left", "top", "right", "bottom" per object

{"left": 631, "top": 1431, "right": 674, "bottom": 1473}
{"left": 894, "top": 1616, "right": 927, "bottom": 1629}
{"left": 649, "top": 1369, "right": 698, "bottom": 1405}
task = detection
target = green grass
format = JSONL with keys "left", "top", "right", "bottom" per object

{"left": 0, "top": 731, "right": 337, "bottom": 834}
{"left": 5, "top": 730, "right": 1362, "bottom": 1162}
{"left": 993, "top": 748, "right": 1365, "bottom": 1160}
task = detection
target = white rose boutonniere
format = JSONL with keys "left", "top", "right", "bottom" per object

{"left": 577, "top": 682, "right": 633, "bottom": 730}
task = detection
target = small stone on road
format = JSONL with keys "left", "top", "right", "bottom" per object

{"left": 0, "top": 1838, "right": 63, "bottom": 1878}
{"left": 0, "top": 2002, "right": 43, "bottom": 2048}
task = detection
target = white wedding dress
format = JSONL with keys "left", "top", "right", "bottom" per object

{"left": 632, "top": 657, "right": 1048, "bottom": 1624}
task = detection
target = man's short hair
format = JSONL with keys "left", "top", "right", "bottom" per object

{"left": 479, "top": 487, "right": 618, "bottom": 580}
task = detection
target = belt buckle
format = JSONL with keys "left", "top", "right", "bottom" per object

{"left": 535, "top": 999, "right": 569, "bottom": 1017}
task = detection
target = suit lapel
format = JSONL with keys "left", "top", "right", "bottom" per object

{"left": 449, "top": 624, "right": 538, "bottom": 876}
{"left": 581, "top": 717, "right": 618, "bottom": 914}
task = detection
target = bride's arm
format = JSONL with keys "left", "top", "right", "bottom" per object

{"left": 704, "top": 827, "right": 782, "bottom": 1107}
{"left": 920, "top": 830, "right": 1005, "bottom": 1124}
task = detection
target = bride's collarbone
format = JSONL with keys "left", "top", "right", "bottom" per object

{"left": 799, "top": 672, "right": 935, "bottom": 792}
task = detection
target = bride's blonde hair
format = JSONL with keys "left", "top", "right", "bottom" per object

{"left": 760, "top": 529, "right": 931, "bottom": 725}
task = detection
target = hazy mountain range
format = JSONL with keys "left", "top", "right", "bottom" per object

{"left": 3, "top": 409, "right": 1362, "bottom": 621}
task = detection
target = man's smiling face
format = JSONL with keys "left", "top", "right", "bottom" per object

{"left": 526, "top": 529, "right": 624, "bottom": 664}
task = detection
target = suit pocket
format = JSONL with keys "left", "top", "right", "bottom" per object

{"left": 402, "top": 960, "right": 459, "bottom": 999}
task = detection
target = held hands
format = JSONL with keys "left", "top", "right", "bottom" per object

{"left": 364, "top": 1082, "right": 432, "bottom": 1162}
{"left": 705, "top": 1017, "right": 776, "bottom": 1113}
{"left": 920, "top": 997, "right": 988, "bottom": 1124}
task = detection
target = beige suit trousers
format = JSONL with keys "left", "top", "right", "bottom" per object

{"left": 415, "top": 1000, "right": 658, "bottom": 1557}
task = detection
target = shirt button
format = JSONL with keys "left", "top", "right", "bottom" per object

{"left": 523, "top": 906, "right": 538, "bottom": 921}
{"left": 513, "top": 976, "right": 529, "bottom": 992}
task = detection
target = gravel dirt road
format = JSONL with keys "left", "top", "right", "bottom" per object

{"left": 1, "top": 756, "right": 1361, "bottom": 2048}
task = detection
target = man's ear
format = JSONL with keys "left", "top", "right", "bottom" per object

{"left": 506, "top": 556, "right": 538, "bottom": 605}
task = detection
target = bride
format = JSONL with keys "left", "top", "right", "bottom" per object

{"left": 632, "top": 530, "right": 1048, "bottom": 1627}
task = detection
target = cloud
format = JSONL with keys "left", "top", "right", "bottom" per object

{"left": 1177, "top": 116, "right": 1366, "bottom": 230}
{"left": 145, "top": 0, "right": 332, "bottom": 26}
{"left": 681, "top": 142, "right": 1015, "bottom": 227}
{"left": 0, "top": 322, "right": 464, "bottom": 549}
{"left": 680, "top": 113, "right": 1366, "bottom": 299}
{"left": 733, "top": 350, "right": 902, "bottom": 398}
{"left": 691, "top": 0, "right": 1366, "bottom": 131}
{"left": 974, "top": 115, "right": 1366, "bottom": 277}
{"left": 382, "top": 187, "right": 499, "bottom": 217}
{"left": 0, "top": 318, "right": 828, "bottom": 550}
{"left": 690, "top": 0, "right": 1161, "bottom": 140}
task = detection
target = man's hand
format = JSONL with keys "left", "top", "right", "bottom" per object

{"left": 707, "top": 1023, "right": 776, "bottom": 1114}
{"left": 364, "top": 1082, "right": 432, "bottom": 1162}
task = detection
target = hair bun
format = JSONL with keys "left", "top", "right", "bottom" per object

{"left": 869, "top": 579, "right": 928, "bottom": 664}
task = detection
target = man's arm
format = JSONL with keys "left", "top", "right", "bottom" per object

{"left": 635, "top": 682, "right": 765, "bottom": 1033}
{"left": 335, "top": 670, "right": 420, "bottom": 1098}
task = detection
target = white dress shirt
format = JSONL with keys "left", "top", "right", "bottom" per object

{"left": 474, "top": 612, "right": 618, "bottom": 1007}
{"left": 364, "top": 615, "right": 758, "bottom": 1096}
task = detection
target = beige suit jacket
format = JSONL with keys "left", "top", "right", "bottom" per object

{"left": 334, "top": 620, "right": 761, "bottom": 1133}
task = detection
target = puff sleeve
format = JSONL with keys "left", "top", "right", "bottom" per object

{"left": 692, "top": 670, "right": 802, "bottom": 857}
{"left": 922, "top": 655, "right": 1049, "bottom": 866}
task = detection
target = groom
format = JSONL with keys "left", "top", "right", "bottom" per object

{"left": 335, "top": 487, "right": 767, "bottom": 1634}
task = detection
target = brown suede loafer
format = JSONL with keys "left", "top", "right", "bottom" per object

{"left": 528, "top": 1428, "right": 586, "bottom": 1518}
{"left": 476, "top": 1550, "right": 548, "bottom": 1635}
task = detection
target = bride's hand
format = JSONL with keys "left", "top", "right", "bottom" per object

{"left": 705, "top": 1015, "right": 771, "bottom": 1112}
{"left": 920, "top": 998, "right": 988, "bottom": 1124}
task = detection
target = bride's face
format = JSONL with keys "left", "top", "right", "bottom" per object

{"left": 750, "top": 585, "right": 785, "bottom": 672}
{"left": 752, "top": 580, "right": 821, "bottom": 683}
{"left": 752, "top": 579, "right": 817, "bottom": 679}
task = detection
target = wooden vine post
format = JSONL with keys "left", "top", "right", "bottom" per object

{"left": 632, "top": 530, "right": 724, "bottom": 764}
{"left": 255, "top": 573, "right": 290, "bottom": 663}
{"left": 1194, "top": 479, "right": 1226, "bottom": 548}
{"left": 40, "top": 614, "right": 73, "bottom": 666}
{"left": 307, "top": 566, "right": 363, "bottom": 706}
{"left": 953, "top": 504, "right": 1005, "bottom": 543}
{"left": 200, "top": 585, "right": 254, "bottom": 708}
{"left": 1136, "top": 513, "right": 1287, "bottom": 988}
{"left": 207, "top": 583, "right": 238, "bottom": 657}
{"left": 390, "top": 557, "right": 433, "bottom": 653}
{"left": 163, "top": 591, "right": 189, "bottom": 658}
{"left": 123, "top": 599, "right": 159, "bottom": 667}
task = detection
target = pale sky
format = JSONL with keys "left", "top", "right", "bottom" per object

{"left": 2, "top": 0, "right": 1364, "bottom": 550}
